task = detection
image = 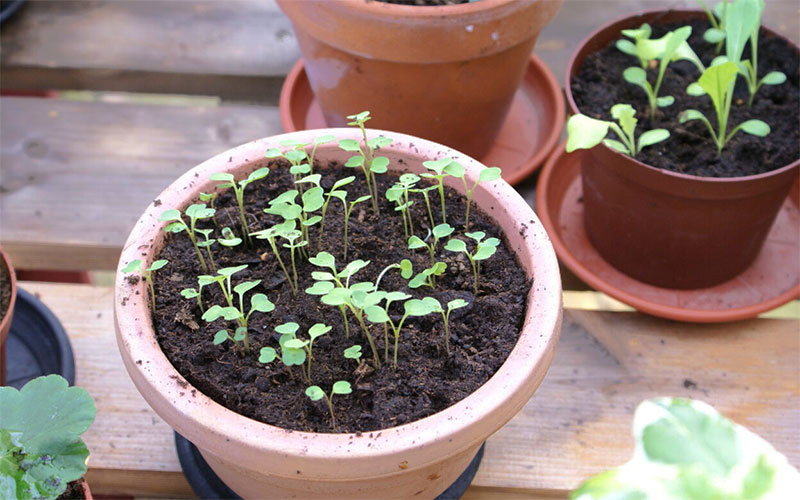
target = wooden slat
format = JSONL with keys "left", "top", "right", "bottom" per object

{"left": 0, "top": 97, "right": 282, "bottom": 270}
{"left": 20, "top": 282, "right": 799, "bottom": 498}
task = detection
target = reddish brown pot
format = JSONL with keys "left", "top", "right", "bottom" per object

{"left": 0, "top": 245, "right": 18, "bottom": 386}
{"left": 565, "top": 9, "right": 800, "bottom": 289}
{"left": 277, "top": 0, "right": 563, "bottom": 160}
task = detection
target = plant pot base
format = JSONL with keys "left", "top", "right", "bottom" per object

{"left": 279, "top": 55, "right": 564, "bottom": 186}
{"left": 3, "top": 287, "right": 75, "bottom": 388}
{"left": 537, "top": 147, "right": 800, "bottom": 323}
{"left": 175, "top": 433, "right": 485, "bottom": 500}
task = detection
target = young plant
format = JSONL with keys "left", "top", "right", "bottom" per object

{"left": 264, "top": 185, "right": 323, "bottom": 254}
{"left": 386, "top": 181, "right": 415, "bottom": 239}
{"left": 195, "top": 228, "right": 217, "bottom": 272}
{"left": 251, "top": 220, "right": 299, "bottom": 296}
{"left": 217, "top": 226, "right": 242, "bottom": 248}
{"left": 317, "top": 175, "right": 356, "bottom": 248}
{"left": 199, "top": 191, "right": 220, "bottom": 228}
{"left": 0, "top": 375, "right": 96, "bottom": 500}
{"left": 180, "top": 274, "right": 215, "bottom": 313}
{"left": 330, "top": 191, "right": 371, "bottom": 261}
{"left": 365, "top": 296, "right": 435, "bottom": 368}
{"left": 374, "top": 259, "right": 414, "bottom": 292}
{"left": 421, "top": 157, "right": 457, "bottom": 224}
{"left": 343, "top": 345, "right": 363, "bottom": 367}
{"left": 445, "top": 231, "right": 500, "bottom": 295}
{"left": 339, "top": 111, "right": 393, "bottom": 213}
{"left": 410, "top": 184, "right": 438, "bottom": 229}
{"left": 422, "top": 297, "right": 469, "bottom": 355}
{"left": 122, "top": 258, "right": 168, "bottom": 312}
{"left": 697, "top": 0, "right": 728, "bottom": 54}
{"left": 565, "top": 104, "right": 670, "bottom": 156}
{"left": 266, "top": 141, "right": 310, "bottom": 181}
{"left": 680, "top": 61, "right": 770, "bottom": 155}
{"left": 281, "top": 227, "right": 306, "bottom": 294}
{"left": 259, "top": 322, "right": 307, "bottom": 380}
{"left": 440, "top": 163, "right": 502, "bottom": 230}
{"left": 160, "top": 204, "right": 215, "bottom": 273}
{"left": 305, "top": 381, "right": 352, "bottom": 430}
{"left": 210, "top": 167, "right": 269, "bottom": 247}
{"left": 408, "top": 261, "right": 447, "bottom": 290}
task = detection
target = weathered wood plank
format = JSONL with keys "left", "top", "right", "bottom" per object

{"left": 0, "top": 97, "right": 282, "bottom": 270}
{"left": 20, "top": 281, "right": 799, "bottom": 497}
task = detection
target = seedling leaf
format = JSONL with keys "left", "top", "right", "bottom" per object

{"left": 332, "top": 381, "right": 352, "bottom": 395}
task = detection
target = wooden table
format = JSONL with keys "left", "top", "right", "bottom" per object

{"left": 2, "top": 1, "right": 798, "bottom": 499}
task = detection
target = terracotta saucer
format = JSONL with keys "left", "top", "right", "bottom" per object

{"left": 537, "top": 145, "right": 800, "bottom": 323}
{"left": 279, "top": 54, "right": 565, "bottom": 185}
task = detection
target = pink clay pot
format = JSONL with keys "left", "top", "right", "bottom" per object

{"left": 114, "top": 129, "right": 562, "bottom": 499}
{"left": 0, "top": 245, "right": 18, "bottom": 386}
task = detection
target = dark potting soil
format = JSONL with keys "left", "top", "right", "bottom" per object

{"left": 149, "top": 161, "right": 530, "bottom": 433}
{"left": 0, "top": 262, "right": 11, "bottom": 322}
{"left": 571, "top": 17, "right": 800, "bottom": 177}
{"left": 56, "top": 480, "right": 83, "bottom": 500}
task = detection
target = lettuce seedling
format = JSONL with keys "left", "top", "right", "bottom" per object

{"left": 329, "top": 191, "right": 371, "bottom": 261}
{"left": 195, "top": 228, "right": 218, "bottom": 273}
{"left": 264, "top": 185, "right": 323, "bottom": 256}
{"left": 161, "top": 204, "right": 215, "bottom": 273}
{"left": 445, "top": 232, "right": 500, "bottom": 294}
{"left": 409, "top": 184, "right": 438, "bottom": 229}
{"left": 408, "top": 224, "right": 454, "bottom": 268}
{"left": 440, "top": 162, "right": 502, "bottom": 230}
{"left": 621, "top": 26, "right": 704, "bottom": 120}
{"left": 421, "top": 157, "right": 458, "bottom": 224}
{"left": 251, "top": 220, "right": 299, "bottom": 296}
{"left": 281, "top": 227, "right": 306, "bottom": 294}
{"left": 217, "top": 226, "right": 242, "bottom": 248}
{"left": 259, "top": 322, "right": 306, "bottom": 380}
{"left": 340, "top": 111, "right": 393, "bottom": 214}
{"left": 267, "top": 135, "right": 335, "bottom": 178}
{"left": 680, "top": 61, "right": 770, "bottom": 155}
{"left": 421, "top": 297, "right": 468, "bottom": 355}
{"left": 210, "top": 167, "right": 269, "bottom": 247}
{"left": 199, "top": 191, "right": 220, "bottom": 228}
{"left": 122, "top": 258, "right": 168, "bottom": 312}
{"left": 566, "top": 104, "right": 670, "bottom": 156}
{"left": 343, "top": 345, "right": 363, "bottom": 367}
{"left": 386, "top": 181, "right": 416, "bottom": 239}
{"left": 305, "top": 381, "right": 352, "bottom": 430}
{"left": 181, "top": 274, "right": 215, "bottom": 313}
{"left": 374, "top": 259, "right": 414, "bottom": 292}
{"left": 408, "top": 261, "right": 447, "bottom": 290}
{"left": 317, "top": 175, "right": 355, "bottom": 248}
{"left": 365, "top": 296, "right": 435, "bottom": 368}
{"left": 698, "top": 0, "right": 728, "bottom": 54}
{"left": 0, "top": 375, "right": 96, "bottom": 500}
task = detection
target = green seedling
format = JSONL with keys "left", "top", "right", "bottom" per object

{"left": 195, "top": 228, "right": 217, "bottom": 272}
{"left": 264, "top": 185, "right": 323, "bottom": 255}
{"left": 698, "top": 0, "right": 729, "bottom": 54}
{"left": 565, "top": 104, "right": 670, "bottom": 156}
{"left": 161, "top": 204, "right": 215, "bottom": 272}
{"left": 0, "top": 375, "right": 96, "bottom": 500}
{"left": 210, "top": 167, "right": 269, "bottom": 247}
{"left": 374, "top": 259, "right": 413, "bottom": 292}
{"left": 421, "top": 297, "right": 468, "bottom": 355}
{"left": 441, "top": 163, "right": 502, "bottom": 230}
{"left": 198, "top": 191, "right": 220, "bottom": 227}
{"left": 445, "top": 231, "right": 500, "bottom": 294}
{"left": 386, "top": 180, "right": 416, "bottom": 239}
{"left": 408, "top": 262, "right": 447, "bottom": 290}
{"left": 218, "top": 226, "right": 242, "bottom": 248}
{"left": 259, "top": 322, "right": 306, "bottom": 380}
{"left": 317, "top": 175, "right": 356, "bottom": 248}
{"left": 180, "top": 274, "right": 215, "bottom": 313}
{"left": 330, "top": 191, "right": 371, "bottom": 261}
{"left": 621, "top": 26, "right": 704, "bottom": 120}
{"left": 251, "top": 220, "right": 299, "bottom": 296}
{"left": 365, "top": 295, "right": 435, "bottom": 368}
{"left": 409, "top": 224, "right": 454, "bottom": 267}
{"left": 680, "top": 61, "right": 770, "bottom": 155}
{"left": 305, "top": 381, "right": 352, "bottom": 429}
{"left": 266, "top": 142, "right": 311, "bottom": 183}
{"left": 343, "top": 345, "right": 363, "bottom": 367}
{"left": 615, "top": 23, "right": 654, "bottom": 69}
{"left": 122, "top": 258, "right": 168, "bottom": 312}
{"left": 421, "top": 157, "right": 458, "bottom": 224}
{"left": 339, "top": 111, "right": 393, "bottom": 213}
{"left": 410, "top": 184, "right": 438, "bottom": 229}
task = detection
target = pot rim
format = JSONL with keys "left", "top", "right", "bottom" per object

{"left": 0, "top": 244, "right": 18, "bottom": 341}
{"left": 114, "top": 128, "right": 562, "bottom": 478}
{"left": 311, "top": 0, "right": 526, "bottom": 18}
{"left": 564, "top": 7, "right": 800, "bottom": 183}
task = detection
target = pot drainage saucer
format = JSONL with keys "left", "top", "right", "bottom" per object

{"left": 537, "top": 146, "right": 800, "bottom": 323}
{"left": 4, "top": 288, "right": 75, "bottom": 387}
{"left": 175, "top": 433, "right": 485, "bottom": 500}
{"left": 279, "top": 54, "right": 564, "bottom": 186}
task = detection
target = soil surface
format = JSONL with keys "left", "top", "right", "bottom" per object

{"left": 56, "top": 480, "right": 84, "bottom": 499}
{"left": 150, "top": 160, "right": 530, "bottom": 433}
{"left": 571, "top": 17, "right": 799, "bottom": 177}
{"left": 0, "top": 260, "right": 11, "bottom": 323}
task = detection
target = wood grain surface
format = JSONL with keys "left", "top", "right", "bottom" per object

{"left": 20, "top": 281, "right": 798, "bottom": 498}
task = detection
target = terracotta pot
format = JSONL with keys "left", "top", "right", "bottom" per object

{"left": 78, "top": 477, "right": 93, "bottom": 500}
{"left": 565, "top": 9, "right": 800, "bottom": 289}
{"left": 276, "top": 0, "right": 563, "bottom": 160}
{"left": 114, "top": 129, "right": 562, "bottom": 499}
{"left": 0, "top": 245, "right": 18, "bottom": 386}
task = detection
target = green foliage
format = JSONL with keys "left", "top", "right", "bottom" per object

{"left": 330, "top": 191, "right": 370, "bottom": 261}
{"left": 444, "top": 231, "right": 500, "bottom": 294}
{"left": 317, "top": 175, "right": 355, "bottom": 249}
{"left": 408, "top": 261, "right": 447, "bottom": 290}
{"left": 259, "top": 322, "right": 330, "bottom": 382}
{"left": 680, "top": 61, "right": 770, "bottom": 155}
{"left": 409, "top": 184, "right": 438, "bottom": 230}
{"left": 0, "top": 375, "right": 96, "bottom": 500}
{"left": 421, "top": 297, "right": 468, "bottom": 355}
{"left": 122, "top": 258, "right": 168, "bottom": 312}
{"left": 571, "top": 398, "right": 800, "bottom": 500}
{"left": 697, "top": 0, "right": 728, "bottom": 54}
{"left": 161, "top": 204, "right": 215, "bottom": 272}
{"left": 251, "top": 220, "right": 301, "bottom": 296}
{"left": 386, "top": 173, "right": 420, "bottom": 239}
{"left": 210, "top": 167, "right": 269, "bottom": 247}
{"left": 343, "top": 345, "right": 363, "bottom": 365}
{"left": 340, "top": 111, "right": 393, "bottom": 214}
{"left": 365, "top": 294, "right": 435, "bottom": 368}
{"left": 374, "top": 259, "right": 414, "bottom": 292}
{"left": 408, "top": 223, "right": 454, "bottom": 267}
{"left": 217, "top": 227, "right": 242, "bottom": 248}
{"left": 421, "top": 157, "right": 460, "bottom": 224}
{"left": 566, "top": 104, "right": 670, "bottom": 156}
{"left": 305, "top": 381, "right": 352, "bottom": 430}
{"left": 180, "top": 274, "right": 215, "bottom": 313}
{"left": 442, "top": 163, "right": 502, "bottom": 230}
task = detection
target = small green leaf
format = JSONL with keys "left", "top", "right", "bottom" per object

{"left": 370, "top": 156, "right": 390, "bottom": 173}
{"left": 473, "top": 244, "right": 497, "bottom": 261}
{"left": 698, "top": 61, "right": 739, "bottom": 114}
{"left": 344, "top": 345, "right": 362, "bottom": 360}
{"left": 422, "top": 158, "right": 452, "bottom": 175}
{"left": 444, "top": 161, "right": 465, "bottom": 178}
{"left": 703, "top": 27, "right": 725, "bottom": 44}
{"left": 250, "top": 293, "right": 275, "bottom": 313}
{"left": 616, "top": 39, "right": 637, "bottom": 56}
{"left": 164, "top": 222, "right": 186, "bottom": 233}
{"left": 159, "top": 209, "right": 182, "bottom": 222}
{"left": 637, "top": 129, "right": 670, "bottom": 150}
{"left": 465, "top": 231, "right": 485, "bottom": 242}
{"left": 246, "top": 167, "right": 270, "bottom": 183}
{"left": 345, "top": 156, "right": 365, "bottom": 168}
{"left": 122, "top": 259, "right": 142, "bottom": 273}
{"left": 687, "top": 82, "right": 706, "bottom": 96}
{"left": 404, "top": 299, "right": 433, "bottom": 317}
{"left": 353, "top": 195, "right": 371, "bottom": 205}
{"left": 679, "top": 109, "right": 706, "bottom": 124}
{"left": 566, "top": 114, "right": 612, "bottom": 153}
{"left": 610, "top": 103, "right": 637, "bottom": 140}
{"left": 602, "top": 139, "right": 630, "bottom": 155}
{"left": 314, "top": 134, "right": 336, "bottom": 145}
{"left": 760, "top": 71, "right": 787, "bottom": 86}
{"left": 309, "top": 251, "right": 336, "bottom": 270}
{"left": 408, "top": 273, "right": 427, "bottom": 289}
{"left": 331, "top": 176, "right": 356, "bottom": 190}
{"left": 305, "top": 386, "right": 325, "bottom": 401}
{"left": 365, "top": 305, "right": 390, "bottom": 323}
{"left": 332, "top": 381, "right": 352, "bottom": 395}
{"left": 367, "top": 135, "right": 392, "bottom": 149}
{"left": 265, "top": 148, "right": 283, "bottom": 158}
{"left": 311, "top": 271, "right": 336, "bottom": 281}
{"left": 284, "top": 338, "right": 308, "bottom": 350}
{"left": 623, "top": 66, "right": 647, "bottom": 86}
{"left": 275, "top": 322, "right": 300, "bottom": 335}
{"left": 321, "top": 288, "right": 351, "bottom": 306}
{"left": 147, "top": 259, "right": 168, "bottom": 272}
{"left": 306, "top": 281, "right": 335, "bottom": 296}
{"left": 656, "top": 96, "right": 674, "bottom": 107}
{"left": 408, "top": 236, "right": 427, "bottom": 250}
{"left": 738, "top": 120, "right": 770, "bottom": 137}
{"left": 210, "top": 172, "right": 235, "bottom": 182}
{"left": 444, "top": 239, "right": 468, "bottom": 253}
{"left": 258, "top": 347, "right": 277, "bottom": 364}
{"left": 308, "top": 323, "right": 331, "bottom": 340}
{"left": 181, "top": 288, "right": 199, "bottom": 299}
{"left": 340, "top": 259, "right": 370, "bottom": 278}
{"left": 422, "top": 296, "right": 442, "bottom": 312}
{"left": 233, "top": 327, "right": 247, "bottom": 342}
{"left": 234, "top": 280, "right": 260, "bottom": 296}
{"left": 399, "top": 259, "right": 413, "bottom": 279}
{"left": 448, "top": 298, "right": 469, "bottom": 311}
{"left": 283, "top": 348, "right": 306, "bottom": 366}
{"left": 213, "top": 330, "right": 229, "bottom": 345}
{"left": 478, "top": 167, "right": 502, "bottom": 183}
{"left": 218, "top": 265, "right": 248, "bottom": 277}
{"left": 338, "top": 139, "right": 361, "bottom": 152}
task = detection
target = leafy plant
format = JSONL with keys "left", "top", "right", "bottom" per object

{"left": 259, "top": 322, "right": 307, "bottom": 380}
{"left": 195, "top": 228, "right": 217, "bottom": 272}
{"left": 410, "top": 184, "right": 438, "bottom": 229}
{"left": 263, "top": 185, "right": 323, "bottom": 256}
{"left": 421, "top": 157, "right": 458, "bottom": 224}
{"left": 408, "top": 261, "right": 447, "bottom": 290}
{"left": 210, "top": 168, "right": 269, "bottom": 247}
{"left": 251, "top": 220, "right": 300, "bottom": 296}
{"left": 408, "top": 223, "right": 454, "bottom": 267}
{"left": 566, "top": 104, "right": 670, "bottom": 156}
{"left": 198, "top": 191, "right": 220, "bottom": 228}
{"left": 680, "top": 61, "right": 770, "bottom": 155}
{"left": 421, "top": 297, "right": 468, "bottom": 356}
{"left": 160, "top": 204, "right": 215, "bottom": 273}
{"left": 122, "top": 258, "right": 168, "bottom": 312}
{"left": 331, "top": 191, "right": 371, "bottom": 261}
{"left": 440, "top": 163, "right": 502, "bottom": 230}
{"left": 365, "top": 295, "right": 435, "bottom": 368}
{"left": 0, "top": 375, "right": 96, "bottom": 500}
{"left": 339, "top": 111, "right": 393, "bottom": 214}
{"left": 386, "top": 174, "right": 419, "bottom": 239}
{"left": 343, "top": 345, "right": 363, "bottom": 367}
{"left": 698, "top": 0, "right": 728, "bottom": 54}
{"left": 317, "top": 175, "right": 355, "bottom": 248}
{"left": 374, "top": 259, "right": 413, "bottom": 292}
{"left": 445, "top": 232, "right": 500, "bottom": 294}
{"left": 217, "top": 226, "right": 242, "bottom": 248}
{"left": 180, "top": 274, "right": 215, "bottom": 313}
{"left": 571, "top": 397, "right": 800, "bottom": 500}
{"left": 305, "top": 381, "right": 352, "bottom": 430}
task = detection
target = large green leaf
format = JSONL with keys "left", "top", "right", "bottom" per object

{"left": 724, "top": 0, "right": 761, "bottom": 63}
{"left": 566, "top": 114, "right": 612, "bottom": 153}
{"left": 697, "top": 62, "right": 739, "bottom": 116}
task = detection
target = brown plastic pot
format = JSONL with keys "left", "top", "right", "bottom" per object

{"left": 114, "top": 129, "right": 562, "bottom": 499}
{"left": 276, "top": 0, "right": 563, "bottom": 160}
{"left": 0, "top": 245, "right": 18, "bottom": 386}
{"left": 565, "top": 9, "right": 800, "bottom": 289}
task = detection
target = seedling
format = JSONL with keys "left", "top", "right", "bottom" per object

{"left": 122, "top": 258, "right": 168, "bottom": 312}
{"left": 281, "top": 227, "right": 306, "bottom": 294}
{"left": 422, "top": 297, "right": 469, "bottom": 355}
{"left": 259, "top": 322, "right": 307, "bottom": 380}
{"left": 251, "top": 220, "right": 299, "bottom": 296}
{"left": 218, "top": 226, "right": 242, "bottom": 248}
{"left": 343, "top": 345, "right": 363, "bottom": 367}
{"left": 408, "top": 261, "right": 447, "bottom": 290}
{"left": 680, "top": 61, "right": 770, "bottom": 155}
{"left": 621, "top": 26, "right": 704, "bottom": 120}
{"left": 339, "top": 111, "right": 393, "bottom": 213}
{"left": 210, "top": 167, "right": 269, "bottom": 247}
{"left": 565, "top": 104, "right": 670, "bottom": 156}
{"left": 180, "top": 274, "right": 215, "bottom": 313}
{"left": 160, "top": 204, "right": 215, "bottom": 273}
{"left": 374, "top": 259, "right": 414, "bottom": 292}
{"left": 199, "top": 191, "right": 220, "bottom": 227}
{"left": 305, "top": 381, "right": 352, "bottom": 429}
{"left": 195, "top": 228, "right": 217, "bottom": 272}
{"left": 317, "top": 175, "right": 356, "bottom": 248}
{"left": 264, "top": 185, "right": 323, "bottom": 254}
{"left": 410, "top": 184, "right": 438, "bottom": 229}
{"left": 386, "top": 180, "right": 415, "bottom": 239}
{"left": 0, "top": 375, "right": 96, "bottom": 500}
{"left": 698, "top": 0, "right": 728, "bottom": 54}
{"left": 330, "top": 191, "right": 371, "bottom": 261}
{"left": 421, "top": 157, "right": 458, "bottom": 224}
{"left": 365, "top": 296, "right": 435, "bottom": 368}
{"left": 441, "top": 163, "right": 502, "bottom": 230}
{"left": 409, "top": 224, "right": 454, "bottom": 267}
{"left": 445, "top": 232, "right": 500, "bottom": 294}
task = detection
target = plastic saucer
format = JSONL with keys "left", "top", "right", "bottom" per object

{"left": 279, "top": 54, "right": 565, "bottom": 186}
{"left": 536, "top": 145, "right": 800, "bottom": 322}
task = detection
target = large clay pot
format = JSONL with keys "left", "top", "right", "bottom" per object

{"left": 114, "top": 129, "right": 562, "bottom": 499}
{"left": 565, "top": 9, "right": 800, "bottom": 289}
{"left": 277, "top": 0, "right": 563, "bottom": 160}
{"left": 0, "top": 245, "right": 18, "bottom": 386}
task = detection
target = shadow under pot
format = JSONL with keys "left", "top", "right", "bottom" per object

{"left": 566, "top": 9, "right": 800, "bottom": 290}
